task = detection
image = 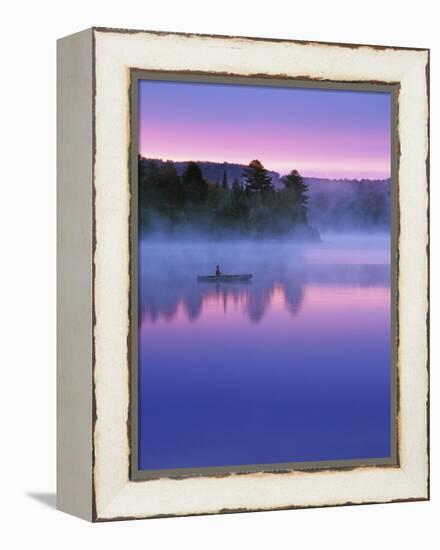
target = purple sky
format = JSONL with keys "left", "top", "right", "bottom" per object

{"left": 139, "top": 80, "right": 391, "bottom": 180}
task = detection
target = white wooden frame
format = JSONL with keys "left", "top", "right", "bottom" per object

{"left": 57, "top": 27, "right": 429, "bottom": 522}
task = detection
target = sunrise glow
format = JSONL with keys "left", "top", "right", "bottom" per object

{"left": 139, "top": 80, "right": 391, "bottom": 180}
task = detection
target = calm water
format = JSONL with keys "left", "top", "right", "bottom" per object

{"left": 138, "top": 235, "right": 391, "bottom": 470}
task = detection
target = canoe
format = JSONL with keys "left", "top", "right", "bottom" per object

{"left": 197, "top": 274, "right": 252, "bottom": 282}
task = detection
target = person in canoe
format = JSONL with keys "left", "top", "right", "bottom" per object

{"left": 215, "top": 265, "right": 222, "bottom": 277}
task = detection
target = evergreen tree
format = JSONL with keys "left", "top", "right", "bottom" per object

{"left": 138, "top": 157, "right": 160, "bottom": 210}
{"left": 281, "top": 169, "right": 309, "bottom": 223}
{"left": 229, "top": 176, "right": 249, "bottom": 223}
{"left": 221, "top": 169, "right": 228, "bottom": 190}
{"left": 182, "top": 162, "right": 209, "bottom": 204}
{"left": 158, "top": 161, "right": 184, "bottom": 212}
{"left": 231, "top": 176, "right": 241, "bottom": 193}
{"left": 137, "top": 157, "right": 318, "bottom": 237}
{"left": 243, "top": 160, "right": 274, "bottom": 194}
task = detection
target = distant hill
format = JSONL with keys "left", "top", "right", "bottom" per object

{"left": 147, "top": 158, "right": 389, "bottom": 189}
{"left": 147, "top": 158, "right": 282, "bottom": 187}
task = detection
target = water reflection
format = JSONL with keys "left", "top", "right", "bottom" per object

{"left": 139, "top": 239, "right": 390, "bottom": 325}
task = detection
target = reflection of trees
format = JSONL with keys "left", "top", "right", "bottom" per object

{"left": 184, "top": 293, "right": 204, "bottom": 321}
{"left": 139, "top": 250, "right": 389, "bottom": 325}
{"left": 284, "top": 282, "right": 304, "bottom": 316}
{"left": 246, "top": 285, "right": 275, "bottom": 323}
{"left": 139, "top": 268, "right": 307, "bottom": 325}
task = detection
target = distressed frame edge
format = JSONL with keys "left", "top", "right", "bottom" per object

{"left": 88, "top": 28, "right": 429, "bottom": 522}
{"left": 91, "top": 25, "right": 430, "bottom": 53}
{"left": 425, "top": 48, "right": 431, "bottom": 502}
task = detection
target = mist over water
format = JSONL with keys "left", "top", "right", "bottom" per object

{"left": 139, "top": 234, "right": 389, "bottom": 324}
{"left": 138, "top": 232, "right": 391, "bottom": 470}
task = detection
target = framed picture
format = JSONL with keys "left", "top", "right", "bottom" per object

{"left": 57, "top": 27, "right": 429, "bottom": 521}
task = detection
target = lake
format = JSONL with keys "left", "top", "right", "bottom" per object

{"left": 137, "top": 235, "right": 391, "bottom": 471}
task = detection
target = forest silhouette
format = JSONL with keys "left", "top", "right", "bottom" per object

{"left": 139, "top": 157, "right": 318, "bottom": 238}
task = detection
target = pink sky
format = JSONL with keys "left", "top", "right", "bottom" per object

{"left": 139, "top": 80, "right": 392, "bottom": 180}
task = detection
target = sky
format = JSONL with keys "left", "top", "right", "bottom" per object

{"left": 138, "top": 79, "right": 391, "bottom": 180}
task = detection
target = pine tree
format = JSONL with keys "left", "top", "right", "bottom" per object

{"left": 221, "top": 176, "right": 249, "bottom": 225}
{"left": 242, "top": 160, "right": 274, "bottom": 194}
{"left": 221, "top": 169, "right": 228, "bottom": 190}
{"left": 159, "top": 161, "right": 184, "bottom": 212}
{"left": 138, "top": 157, "right": 161, "bottom": 230}
{"left": 281, "top": 169, "right": 309, "bottom": 223}
{"left": 231, "top": 176, "right": 241, "bottom": 193}
{"left": 182, "top": 162, "right": 209, "bottom": 204}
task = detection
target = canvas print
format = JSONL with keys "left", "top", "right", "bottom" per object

{"left": 134, "top": 77, "right": 395, "bottom": 474}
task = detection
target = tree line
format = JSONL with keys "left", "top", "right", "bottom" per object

{"left": 138, "top": 157, "right": 317, "bottom": 238}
